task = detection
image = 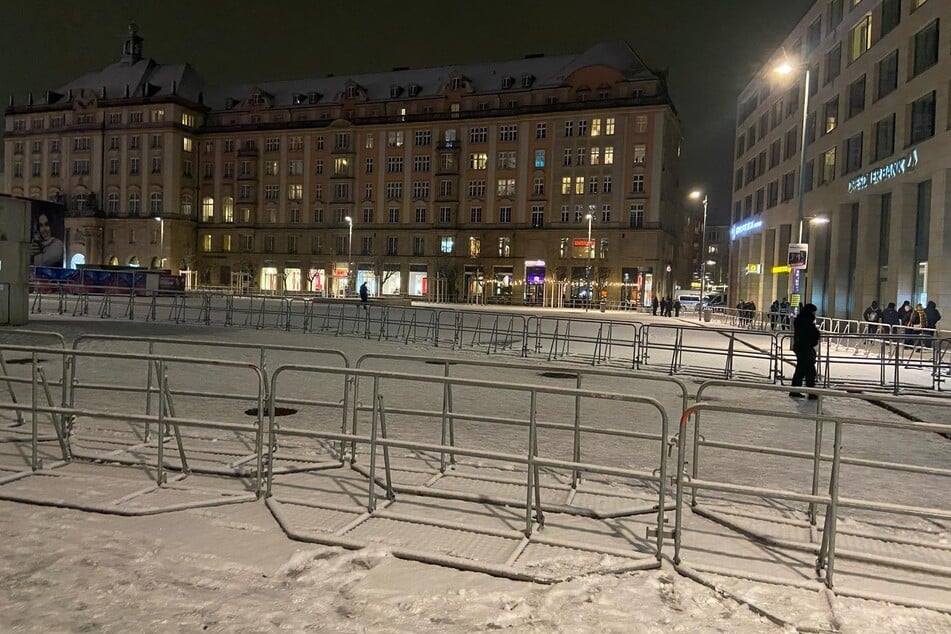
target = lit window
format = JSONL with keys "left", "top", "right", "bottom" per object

{"left": 183, "top": 137, "right": 193, "bottom": 152}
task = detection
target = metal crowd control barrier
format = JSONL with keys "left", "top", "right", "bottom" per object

{"left": 0, "top": 330, "right": 69, "bottom": 449}
{"left": 355, "top": 352, "right": 689, "bottom": 486}
{"left": 0, "top": 345, "right": 268, "bottom": 514}
{"left": 434, "top": 309, "right": 527, "bottom": 354}
{"left": 672, "top": 380, "right": 951, "bottom": 610}
{"left": 776, "top": 332, "right": 950, "bottom": 394}
{"left": 264, "top": 363, "right": 670, "bottom": 581}
{"left": 640, "top": 323, "right": 778, "bottom": 381}
{"left": 525, "top": 315, "right": 640, "bottom": 367}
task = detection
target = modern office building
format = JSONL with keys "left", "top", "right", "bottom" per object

{"left": 730, "top": 0, "right": 948, "bottom": 318}
{"left": 4, "top": 25, "right": 695, "bottom": 305}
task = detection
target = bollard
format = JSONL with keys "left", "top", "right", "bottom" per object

{"left": 599, "top": 299, "right": 606, "bottom": 313}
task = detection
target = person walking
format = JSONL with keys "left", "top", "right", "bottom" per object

{"left": 779, "top": 297, "right": 791, "bottom": 330}
{"left": 863, "top": 300, "right": 883, "bottom": 334}
{"left": 359, "top": 281, "right": 369, "bottom": 309}
{"left": 789, "top": 303, "right": 820, "bottom": 399}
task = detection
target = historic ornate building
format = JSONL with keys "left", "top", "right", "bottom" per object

{"left": 5, "top": 26, "right": 693, "bottom": 304}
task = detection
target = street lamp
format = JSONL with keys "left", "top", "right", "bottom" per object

{"left": 689, "top": 190, "right": 708, "bottom": 320}
{"left": 344, "top": 215, "right": 353, "bottom": 296}
{"left": 585, "top": 212, "right": 594, "bottom": 311}
{"left": 154, "top": 216, "right": 164, "bottom": 269}
{"left": 775, "top": 56, "right": 811, "bottom": 304}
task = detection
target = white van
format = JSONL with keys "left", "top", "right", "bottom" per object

{"left": 676, "top": 294, "right": 701, "bottom": 311}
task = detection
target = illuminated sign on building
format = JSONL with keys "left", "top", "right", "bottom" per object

{"left": 572, "top": 239, "right": 594, "bottom": 247}
{"left": 848, "top": 149, "right": 919, "bottom": 194}
{"left": 746, "top": 264, "right": 762, "bottom": 274}
{"left": 729, "top": 219, "right": 763, "bottom": 241}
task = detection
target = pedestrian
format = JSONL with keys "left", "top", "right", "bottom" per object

{"left": 924, "top": 300, "right": 941, "bottom": 330}
{"left": 789, "top": 303, "right": 820, "bottom": 399}
{"left": 779, "top": 297, "right": 791, "bottom": 330}
{"left": 881, "top": 301, "right": 901, "bottom": 332}
{"left": 651, "top": 295, "right": 659, "bottom": 316}
{"left": 898, "top": 300, "right": 913, "bottom": 326}
{"left": 673, "top": 299, "right": 681, "bottom": 317}
{"left": 744, "top": 300, "right": 756, "bottom": 328}
{"left": 863, "top": 300, "right": 882, "bottom": 335}
{"left": 769, "top": 299, "right": 780, "bottom": 331}
{"left": 359, "top": 281, "right": 369, "bottom": 309}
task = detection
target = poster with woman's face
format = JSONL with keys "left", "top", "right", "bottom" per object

{"left": 31, "top": 203, "right": 66, "bottom": 268}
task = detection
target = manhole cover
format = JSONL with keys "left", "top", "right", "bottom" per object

{"left": 540, "top": 372, "right": 578, "bottom": 380}
{"left": 245, "top": 407, "right": 298, "bottom": 417}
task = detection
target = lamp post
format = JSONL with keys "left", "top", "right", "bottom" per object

{"left": 775, "top": 59, "right": 811, "bottom": 305}
{"left": 344, "top": 215, "right": 353, "bottom": 296}
{"left": 154, "top": 216, "right": 164, "bottom": 269}
{"left": 689, "top": 191, "right": 708, "bottom": 320}
{"left": 585, "top": 212, "right": 593, "bottom": 312}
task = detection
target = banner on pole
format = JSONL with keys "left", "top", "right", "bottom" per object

{"left": 788, "top": 243, "right": 809, "bottom": 269}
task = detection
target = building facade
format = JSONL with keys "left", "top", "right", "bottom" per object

{"left": 730, "top": 0, "right": 949, "bottom": 318}
{"left": 5, "top": 27, "right": 693, "bottom": 304}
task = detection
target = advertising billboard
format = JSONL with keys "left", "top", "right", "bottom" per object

{"left": 30, "top": 202, "right": 66, "bottom": 267}
{"left": 787, "top": 243, "right": 809, "bottom": 269}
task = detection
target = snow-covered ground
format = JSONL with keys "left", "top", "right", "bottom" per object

{"left": 1, "top": 308, "right": 949, "bottom": 633}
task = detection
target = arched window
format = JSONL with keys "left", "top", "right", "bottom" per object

{"left": 181, "top": 194, "right": 193, "bottom": 217}
{"left": 128, "top": 192, "right": 141, "bottom": 216}
{"left": 69, "top": 253, "right": 85, "bottom": 270}
{"left": 128, "top": 256, "right": 140, "bottom": 267}
{"left": 223, "top": 196, "right": 234, "bottom": 222}
{"left": 150, "top": 192, "right": 163, "bottom": 215}
{"left": 108, "top": 256, "right": 119, "bottom": 266}
{"left": 202, "top": 196, "right": 214, "bottom": 222}
{"left": 107, "top": 193, "right": 120, "bottom": 214}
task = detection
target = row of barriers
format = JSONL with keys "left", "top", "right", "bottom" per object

{"left": 0, "top": 333, "right": 948, "bottom": 608}
{"left": 29, "top": 289, "right": 951, "bottom": 393}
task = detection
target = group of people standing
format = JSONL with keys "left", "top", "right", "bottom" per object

{"left": 767, "top": 298, "right": 792, "bottom": 331}
{"left": 651, "top": 296, "right": 682, "bottom": 317}
{"left": 863, "top": 299, "right": 942, "bottom": 333}
{"left": 734, "top": 300, "right": 757, "bottom": 327}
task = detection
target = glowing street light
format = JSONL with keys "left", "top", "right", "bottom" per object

{"left": 585, "top": 212, "right": 594, "bottom": 311}
{"left": 344, "top": 215, "right": 353, "bottom": 295}
{"left": 154, "top": 216, "right": 165, "bottom": 269}
{"left": 689, "top": 190, "right": 708, "bottom": 320}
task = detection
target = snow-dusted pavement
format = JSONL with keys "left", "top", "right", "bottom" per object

{"left": 1, "top": 308, "right": 949, "bottom": 632}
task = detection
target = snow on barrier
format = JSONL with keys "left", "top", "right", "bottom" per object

{"left": 672, "top": 380, "right": 951, "bottom": 612}
{"left": 264, "top": 363, "right": 671, "bottom": 582}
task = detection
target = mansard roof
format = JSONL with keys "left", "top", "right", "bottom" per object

{"left": 204, "top": 40, "right": 659, "bottom": 111}
{"left": 55, "top": 58, "right": 204, "bottom": 104}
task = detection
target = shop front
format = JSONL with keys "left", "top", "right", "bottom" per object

{"left": 524, "top": 260, "right": 545, "bottom": 306}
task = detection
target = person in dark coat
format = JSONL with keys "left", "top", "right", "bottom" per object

{"left": 651, "top": 296, "right": 659, "bottom": 316}
{"left": 673, "top": 299, "right": 681, "bottom": 317}
{"left": 863, "top": 300, "right": 883, "bottom": 334}
{"left": 790, "top": 303, "right": 820, "bottom": 399}
{"left": 359, "top": 281, "right": 369, "bottom": 309}
{"left": 769, "top": 299, "right": 780, "bottom": 331}
{"left": 924, "top": 301, "right": 941, "bottom": 330}
{"left": 881, "top": 302, "right": 901, "bottom": 331}
{"left": 898, "top": 300, "right": 913, "bottom": 326}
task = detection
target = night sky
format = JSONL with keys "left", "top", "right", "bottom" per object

{"left": 2, "top": 0, "right": 813, "bottom": 223}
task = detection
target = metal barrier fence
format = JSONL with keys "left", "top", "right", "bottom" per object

{"left": 639, "top": 323, "right": 778, "bottom": 380}
{"left": 264, "top": 363, "right": 671, "bottom": 578}
{"left": 672, "top": 380, "right": 951, "bottom": 609}
{"left": 525, "top": 315, "right": 640, "bottom": 367}
{"left": 0, "top": 344, "right": 267, "bottom": 513}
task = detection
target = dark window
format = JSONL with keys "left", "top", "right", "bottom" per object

{"left": 880, "top": 0, "right": 901, "bottom": 37}
{"left": 803, "top": 159, "right": 815, "bottom": 192}
{"left": 913, "top": 20, "right": 939, "bottom": 77}
{"left": 876, "top": 50, "right": 899, "bottom": 100}
{"left": 807, "top": 17, "right": 822, "bottom": 52}
{"left": 755, "top": 188, "right": 765, "bottom": 213}
{"left": 781, "top": 171, "right": 796, "bottom": 202}
{"left": 828, "top": 0, "right": 843, "bottom": 28}
{"left": 823, "top": 96, "right": 839, "bottom": 134}
{"left": 874, "top": 114, "right": 895, "bottom": 162}
{"left": 769, "top": 140, "right": 781, "bottom": 168}
{"left": 845, "top": 133, "right": 863, "bottom": 174}
{"left": 784, "top": 127, "right": 798, "bottom": 160}
{"left": 767, "top": 180, "right": 778, "bottom": 208}
{"left": 734, "top": 169, "right": 743, "bottom": 191}
{"left": 909, "top": 91, "right": 936, "bottom": 144}
{"left": 824, "top": 43, "right": 842, "bottom": 86}
{"left": 847, "top": 75, "right": 866, "bottom": 119}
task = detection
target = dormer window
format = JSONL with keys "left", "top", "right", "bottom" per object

{"left": 408, "top": 84, "right": 421, "bottom": 97}
{"left": 450, "top": 76, "right": 462, "bottom": 90}
{"left": 390, "top": 85, "right": 402, "bottom": 98}
{"left": 251, "top": 93, "right": 264, "bottom": 105}
{"left": 346, "top": 85, "right": 358, "bottom": 99}
{"left": 308, "top": 91, "right": 321, "bottom": 104}
{"left": 521, "top": 74, "right": 535, "bottom": 88}
{"left": 293, "top": 93, "right": 307, "bottom": 105}
{"left": 502, "top": 76, "right": 515, "bottom": 89}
